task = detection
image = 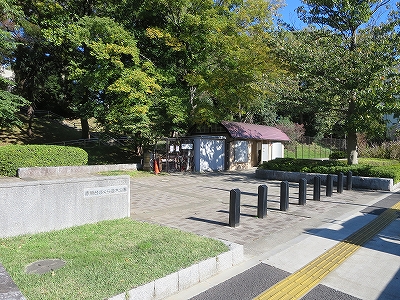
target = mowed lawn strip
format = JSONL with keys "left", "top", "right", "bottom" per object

{"left": 0, "top": 218, "right": 228, "bottom": 300}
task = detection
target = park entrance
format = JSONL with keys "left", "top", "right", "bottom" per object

{"left": 150, "top": 137, "right": 195, "bottom": 173}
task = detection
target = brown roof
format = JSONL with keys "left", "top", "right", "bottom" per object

{"left": 221, "top": 121, "right": 290, "bottom": 141}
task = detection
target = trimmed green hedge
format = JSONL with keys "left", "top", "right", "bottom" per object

{"left": 329, "top": 151, "right": 347, "bottom": 160}
{"left": 0, "top": 145, "right": 88, "bottom": 177}
{"left": 258, "top": 158, "right": 400, "bottom": 183}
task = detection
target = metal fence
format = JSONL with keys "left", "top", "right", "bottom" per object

{"left": 284, "top": 136, "right": 347, "bottom": 159}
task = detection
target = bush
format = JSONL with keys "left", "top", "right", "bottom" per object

{"left": 0, "top": 145, "right": 88, "bottom": 177}
{"left": 258, "top": 158, "right": 400, "bottom": 183}
{"left": 329, "top": 151, "right": 346, "bottom": 160}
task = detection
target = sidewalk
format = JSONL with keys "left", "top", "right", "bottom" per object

{"left": 129, "top": 170, "right": 400, "bottom": 300}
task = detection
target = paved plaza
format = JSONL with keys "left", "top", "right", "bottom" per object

{"left": 130, "top": 169, "right": 400, "bottom": 300}
{"left": 130, "top": 170, "right": 392, "bottom": 256}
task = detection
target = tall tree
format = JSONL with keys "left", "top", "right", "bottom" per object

{"left": 12, "top": 0, "right": 160, "bottom": 139}
{"left": 44, "top": 16, "right": 160, "bottom": 138}
{"left": 132, "top": 0, "right": 284, "bottom": 130}
{"left": 12, "top": 0, "right": 76, "bottom": 136}
{"left": 276, "top": 0, "right": 400, "bottom": 164}
{"left": 0, "top": 0, "right": 29, "bottom": 128}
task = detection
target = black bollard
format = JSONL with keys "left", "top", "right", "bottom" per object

{"left": 280, "top": 181, "right": 289, "bottom": 211}
{"left": 337, "top": 172, "right": 344, "bottom": 194}
{"left": 326, "top": 174, "right": 333, "bottom": 197}
{"left": 347, "top": 171, "right": 353, "bottom": 190}
{"left": 299, "top": 178, "right": 307, "bottom": 205}
{"left": 313, "top": 176, "right": 321, "bottom": 201}
{"left": 257, "top": 185, "right": 268, "bottom": 218}
{"left": 229, "top": 189, "right": 241, "bottom": 227}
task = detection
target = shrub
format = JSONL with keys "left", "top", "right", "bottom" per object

{"left": 329, "top": 151, "right": 346, "bottom": 160}
{"left": 258, "top": 158, "right": 400, "bottom": 183}
{"left": 0, "top": 145, "right": 88, "bottom": 177}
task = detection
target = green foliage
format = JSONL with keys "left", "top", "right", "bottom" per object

{"left": 0, "top": 0, "right": 30, "bottom": 128}
{"left": 6, "top": 0, "right": 400, "bottom": 148}
{"left": 329, "top": 151, "right": 346, "bottom": 160}
{"left": 0, "top": 145, "right": 88, "bottom": 176}
{"left": 297, "top": 0, "right": 383, "bottom": 30}
{"left": 0, "top": 90, "right": 29, "bottom": 127}
{"left": 273, "top": 1, "right": 400, "bottom": 164}
{"left": 137, "top": 0, "right": 284, "bottom": 125}
{"left": 43, "top": 16, "right": 161, "bottom": 137}
{"left": 258, "top": 158, "right": 400, "bottom": 183}
{"left": 0, "top": 0, "right": 23, "bottom": 63}
{"left": 84, "top": 145, "right": 141, "bottom": 165}
{"left": 259, "top": 158, "right": 345, "bottom": 172}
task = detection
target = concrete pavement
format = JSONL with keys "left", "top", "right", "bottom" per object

{"left": 129, "top": 169, "right": 400, "bottom": 300}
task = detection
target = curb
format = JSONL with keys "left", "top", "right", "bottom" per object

{"left": 255, "top": 169, "right": 400, "bottom": 191}
{"left": 0, "top": 263, "right": 26, "bottom": 300}
{"left": 109, "top": 241, "right": 244, "bottom": 300}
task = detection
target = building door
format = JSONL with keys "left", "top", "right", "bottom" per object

{"left": 261, "top": 143, "right": 270, "bottom": 163}
{"left": 271, "top": 142, "right": 283, "bottom": 159}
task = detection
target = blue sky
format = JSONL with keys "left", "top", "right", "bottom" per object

{"left": 278, "top": 0, "right": 305, "bottom": 29}
{"left": 278, "top": 0, "right": 398, "bottom": 29}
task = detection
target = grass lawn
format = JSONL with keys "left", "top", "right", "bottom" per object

{"left": 0, "top": 218, "right": 228, "bottom": 300}
{"left": 285, "top": 143, "right": 332, "bottom": 159}
{"left": 358, "top": 158, "right": 396, "bottom": 166}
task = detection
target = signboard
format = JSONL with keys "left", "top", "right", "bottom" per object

{"left": 181, "top": 143, "right": 193, "bottom": 150}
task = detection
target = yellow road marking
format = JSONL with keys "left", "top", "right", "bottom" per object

{"left": 254, "top": 201, "right": 400, "bottom": 300}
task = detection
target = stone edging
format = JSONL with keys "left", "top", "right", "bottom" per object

{"left": 0, "top": 263, "right": 26, "bottom": 300}
{"left": 108, "top": 241, "right": 244, "bottom": 300}
{"left": 255, "top": 169, "right": 400, "bottom": 191}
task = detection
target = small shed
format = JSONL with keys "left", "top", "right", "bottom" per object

{"left": 189, "top": 121, "right": 290, "bottom": 171}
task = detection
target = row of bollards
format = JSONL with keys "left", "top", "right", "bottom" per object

{"left": 229, "top": 171, "right": 353, "bottom": 227}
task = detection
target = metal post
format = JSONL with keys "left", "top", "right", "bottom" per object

{"left": 257, "top": 185, "right": 268, "bottom": 218}
{"left": 326, "top": 174, "right": 333, "bottom": 197}
{"left": 347, "top": 171, "right": 353, "bottom": 190}
{"left": 337, "top": 172, "right": 344, "bottom": 194}
{"left": 280, "top": 181, "right": 289, "bottom": 211}
{"left": 313, "top": 176, "right": 321, "bottom": 201}
{"left": 299, "top": 178, "right": 307, "bottom": 205}
{"left": 229, "top": 189, "right": 241, "bottom": 227}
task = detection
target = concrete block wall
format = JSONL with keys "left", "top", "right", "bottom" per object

{"left": 0, "top": 175, "right": 130, "bottom": 238}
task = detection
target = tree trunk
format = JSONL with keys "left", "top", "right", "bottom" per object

{"left": 81, "top": 118, "right": 90, "bottom": 139}
{"left": 347, "top": 93, "right": 358, "bottom": 165}
{"left": 347, "top": 130, "right": 358, "bottom": 165}
{"left": 27, "top": 105, "right": 34, "bottom": 137}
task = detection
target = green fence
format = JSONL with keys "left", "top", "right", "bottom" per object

{"left": 284, "top": 136, "right": 346, "bottom": 159}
